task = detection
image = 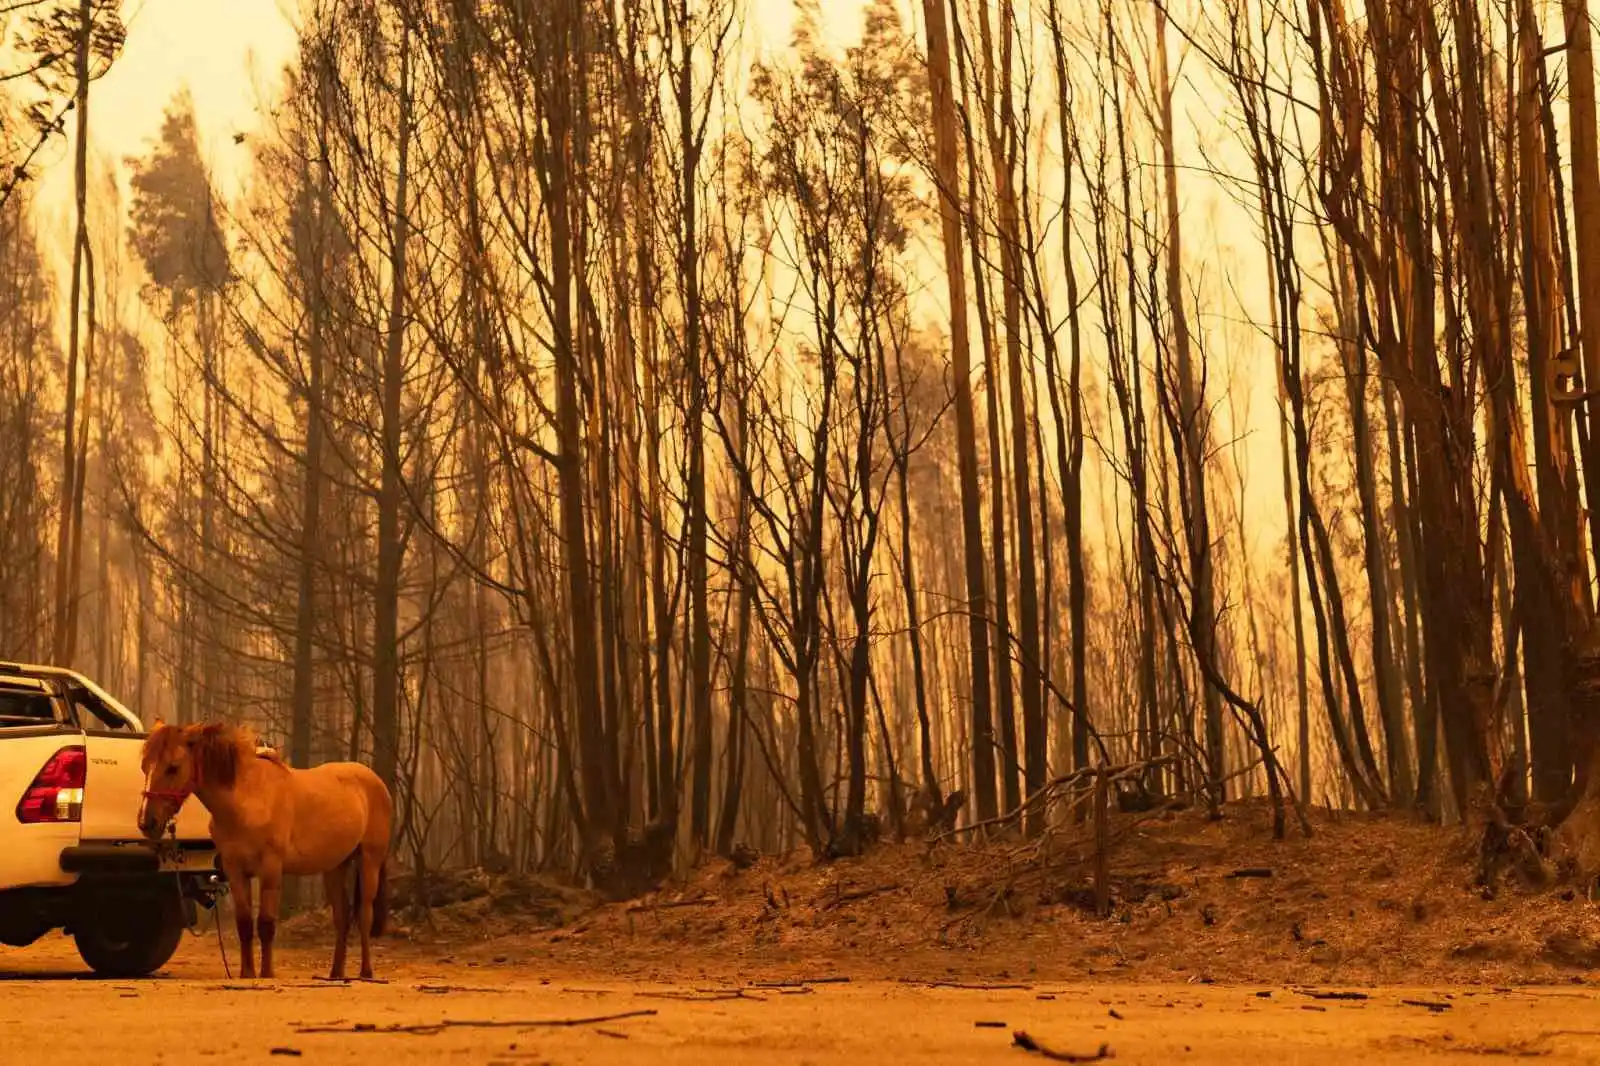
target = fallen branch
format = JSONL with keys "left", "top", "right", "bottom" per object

{"left": 941, "top": 759, "right": 1176, "bottom": 841}
{"left": 1227, "top": 868, "right": 1273, "bottom": 879}
{"left": 627, "top": 896, "right": 717, "bottom": 913}
{"left": 294, "top": 1009, "right": 658, "bottom": 1036}
{"left": 1400, "top": 999, "right": 1451, "bottom": 1012}
{"left": 822, "top": 883, "right": 901, "bottom": 909}
{"left": 639, "top": 989, "right": 765, "bottom": 1002}
{"left": 750, "top": 976, "right": 851, "bottom": 988}
{"left": 1293, "top": 989, "right": 1369, "bottom": 1002}
{"left": 309, "top": 975, "right": 388, "bottom": 986}
{"left": 1012, "top": 1032, "right": 1114, "bottom": 1062}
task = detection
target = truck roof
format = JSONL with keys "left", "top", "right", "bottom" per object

{"left": 0, "top": 662, "right": 143, "bottom": 732}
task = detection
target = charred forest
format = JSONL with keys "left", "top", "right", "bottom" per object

{"left": 3, "top": 0, "right": 1600, "bottom": 905}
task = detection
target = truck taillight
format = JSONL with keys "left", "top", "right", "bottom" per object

{"left": 15, "top": 745, "right": 86, "bottom": 823}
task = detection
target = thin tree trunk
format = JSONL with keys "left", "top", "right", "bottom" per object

{"left": 921, "top": 0, "right": 997, "bottom": 823}
{"left": 1042, "top": 0, "right": 1089, "bottom": 774}
{"left": 979, "top": 0, "right": 1046, "bottom": 830}
{"left": 1154, "top": 2, "right": 1226, "bottom": 807}
{"left": 51, "top": 0, "right": 93, "bottom": 666}
{"left": 373, "top": 22, "right": 413, "bottom": 795}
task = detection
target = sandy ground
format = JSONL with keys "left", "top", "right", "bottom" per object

{"left": 5, "top": 934, "right": 1600, "bottom": 1063}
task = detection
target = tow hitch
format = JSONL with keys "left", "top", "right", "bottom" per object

{"left": 152, "top": 838, "right": 228, "bottom": 921}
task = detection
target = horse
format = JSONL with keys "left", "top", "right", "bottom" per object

{"left": 137, "top": 720, "right": 393, "bottom": 981}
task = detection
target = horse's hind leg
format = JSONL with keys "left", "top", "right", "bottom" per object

{"left": 322, "top": 860, "right": 352, "bottom": 981}
{"left": 221, "top": 855, "right": 256, "bottom": 979}
{"left": 355, "top": 846, "right": 383, "bottom": 979}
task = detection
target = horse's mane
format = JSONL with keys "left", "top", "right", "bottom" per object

{"left": 143, "top": 720, "right": 263, "bottom": 789}
{"left": 139, "top": 724, "right": 179, "bottom": 771}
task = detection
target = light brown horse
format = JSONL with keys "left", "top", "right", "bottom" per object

{"left": 137, "top": 721, "right": 393, "bottom": 981}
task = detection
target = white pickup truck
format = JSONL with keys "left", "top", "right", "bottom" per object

{"left": 0, "top": 662, "right": 219, "bottom": 977}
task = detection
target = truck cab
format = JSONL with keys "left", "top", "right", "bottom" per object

{"left": 0, "top": 662, "right": 219, "bottom": 977}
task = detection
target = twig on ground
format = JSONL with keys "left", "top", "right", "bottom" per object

{"left": 1227, "top": 868, "right": 1273, "bottom": 879}
{"left": 750, "top": 976, "right": 850, "bottom": 988}
{"left": 639, "top": 988, "right": 765, "bottom": 1002}
{"left": 1011, "top": 1032, "right": 1114, "bottom": 1062}
{"left": 294, "top": 1009, "right": 659, "bottom": 1035}
{"left": 1293, "top": 989, "right": 1369, "bottom": 1001}
{"left": 626, "top": 896, "right": 717, "bottom": 913}
{"left": 823, "top": 883, "right": 901, "bottom": 909}
{"left": 908, "top": 979, "right": 1033, "bottom": 990}
{"left": 1400, "top": 999, "right": 1451, "bottom": 1012}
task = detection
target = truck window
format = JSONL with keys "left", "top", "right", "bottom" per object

{"left": 0, "top": 690, "right": 60, "bottom": 724}
{"left": 68, "top": 690, "right": 131, "bottom": 732}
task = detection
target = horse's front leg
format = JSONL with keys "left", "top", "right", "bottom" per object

{"left": 221, "top": 855, "right": 256, "bottom": 979}
{"left": 257, "top": 859, "right": 283, "bottom": 981}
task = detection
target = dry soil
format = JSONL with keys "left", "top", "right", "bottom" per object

{"left": 8, "top": 804, "right": 1600, "bottom": 1062}
{"left": 6, "top": 934, "right": 1600, "bottom": 1063}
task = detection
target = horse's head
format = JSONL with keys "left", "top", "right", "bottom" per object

{"left": 137, "top": 720, "right": 249, "bottom": 840}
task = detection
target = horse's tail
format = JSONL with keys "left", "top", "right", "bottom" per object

{"left": 372, "top": 860, "right": 389, "bottom": 938}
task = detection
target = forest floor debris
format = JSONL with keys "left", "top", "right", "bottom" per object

{"left": 285, "top": 800, "right": 1600, "bottom": 987}
{"left": 7, "top": 943, "right": 1600, "bottom": 1064}
{"left": 1011, "top": 1033, "right": 1115, "bottom": 1062}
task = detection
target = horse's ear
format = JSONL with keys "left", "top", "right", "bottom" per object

{"left": 140, "top": 721, "right": 170, "bottom": 770}
{"left": 189, "top": 723, "right": 240, "bottom": 789}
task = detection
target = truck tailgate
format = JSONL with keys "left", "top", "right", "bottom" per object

{"left": 0, "top": 726, "right": 86, "bottom": 889}
{"left": 82, "top": 731, "right": 212, "bottom": 865}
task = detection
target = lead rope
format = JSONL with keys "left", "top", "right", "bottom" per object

{"left": 215, "top": 899, "right": 231, "bottom": 979}
{"left": 153, "top": 797, "right": 232, "bottom": 979}
{"left": 168, "top": 854, "right": 231, "bottom": 979}
{"left": 154, "top": 798, "right": 231, "bottom": 980}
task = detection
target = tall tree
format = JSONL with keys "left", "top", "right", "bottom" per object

{"left": 921, "top": 0, "right": 998, "bottom": 824}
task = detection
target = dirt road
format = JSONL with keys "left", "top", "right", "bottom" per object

{"left": 4, "top": 934, "right": 1600, "bottom": 1063}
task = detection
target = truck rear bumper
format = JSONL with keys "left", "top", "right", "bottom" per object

{"left": 60, "top": 843, "right": 159, "bottom": 874}
{"left": 59, "top": 840, "right": 217, "bottom": 877}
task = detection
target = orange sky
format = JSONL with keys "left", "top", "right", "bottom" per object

{"left": 39, "top": 0, "right": 819, "bottom": 205}
{"left": 31, "top": 0, "right": 1292, "bottom": 593}
{"left": 80, "top": 0, "right": 294, "bottom": 198}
